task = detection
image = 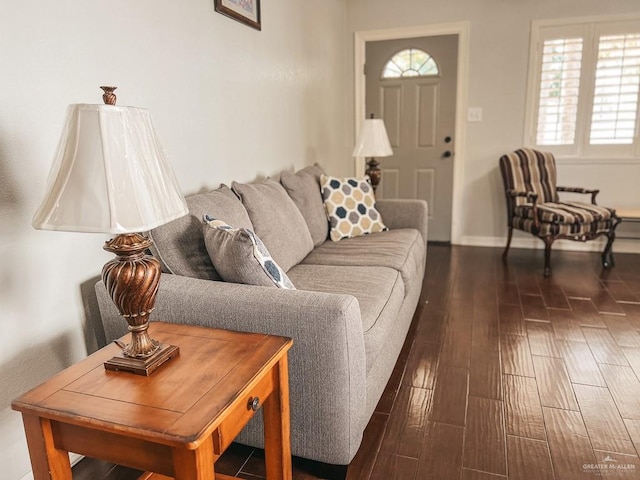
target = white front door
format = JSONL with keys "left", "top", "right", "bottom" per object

{"left": 366, "top": 35, "right": 458, "bottom": 242}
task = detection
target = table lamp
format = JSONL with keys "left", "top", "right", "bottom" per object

{"left": 352, "top": 114, "right": 393, "bottom": 193}
{"left": 32, "top": 86, "right": 189, "bottom": 375}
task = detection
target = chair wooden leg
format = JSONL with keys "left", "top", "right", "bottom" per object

{"left": 543, "top": 236, "right": 554, "bottom": 277}
{"left": 602, "top": 217, "right": 621, "bottom": 269}
{"left": 602, "top": 230, "right": 616, "bottom": 268}
{"left": 503, "top": 227, "right": 513, "bottom": 261}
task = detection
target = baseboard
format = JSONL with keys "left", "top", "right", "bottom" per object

{"left": 458, "top": 235, "right": 640, "bottom": 255}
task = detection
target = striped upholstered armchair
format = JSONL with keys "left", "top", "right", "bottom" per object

{"left": 499, "top": 148, "right": 619, "bottom": 276}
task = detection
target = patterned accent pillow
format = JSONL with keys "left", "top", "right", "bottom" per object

{"left": 202, "top": 215, "right": 295, "bottom": 289}
{"left": 320, "top": 175, "right": 388, "bottom": 242}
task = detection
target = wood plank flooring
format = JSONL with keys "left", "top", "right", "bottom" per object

{"left": 74, "top": 245, "right": 640, "bottom": 479}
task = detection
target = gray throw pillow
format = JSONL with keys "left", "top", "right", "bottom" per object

{"left": 203, "top": 215, "right": 295, "bottom": 289}
{"left": 149, "top": 185, "right": 253, "bottom": 280}
{"left": 232, "top": 179, "right": 314, "bottom": 272}
{"left": 280, "top": 164, "right": 329, "bottom": 246}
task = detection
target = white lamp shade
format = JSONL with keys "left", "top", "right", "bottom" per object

{"left": 32, "top": 104, "right": 188, "bottom": 234}
{"left": 352, "top": 118, "right": 393, "bottom": 157}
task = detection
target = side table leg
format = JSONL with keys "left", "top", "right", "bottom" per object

{"left": 172, "top": 441, "right": 215, "bottom": 480}
{"left": 263, "top": 356, "right": 292, "bottom": 480}
{"left": 22, "top": 415, "right": 72, "bottom": 480}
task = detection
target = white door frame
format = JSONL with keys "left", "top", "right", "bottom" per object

{"left": 354, "top": 22, "right": 470, "bottom": 245}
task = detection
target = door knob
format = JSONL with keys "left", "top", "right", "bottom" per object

{"left": 443, "top": 150, "right": 452, "bottom": 158}
{"left": 444, "top": 136, "right": 452, "bottom": 143}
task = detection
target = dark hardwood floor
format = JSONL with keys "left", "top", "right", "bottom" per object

{"left": 74, "top": 244, "right": 640, "bottom": 479}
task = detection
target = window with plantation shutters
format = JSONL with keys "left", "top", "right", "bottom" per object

{"left": 525, "top": 16, "right": 640, "bottom": 158}
{"left": 589, "top": 34, "right": 640, "bottom": 145}
{"left": 536, "top": 38, "right": 583, "bottom": 146}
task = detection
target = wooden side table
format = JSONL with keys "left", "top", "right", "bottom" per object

{"left": 614, "top": 208, "right": 640, "bottom": 228}
{"left": 604, "top": 208, "right": 640, "bottom": 267}
{"left": 12, "top": 322, "right": 293, "bottom": 480}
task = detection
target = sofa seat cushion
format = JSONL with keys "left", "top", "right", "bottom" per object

{"left": 301, "top": 229, "right": 425, "bottom": 294}
{"left": 232, "top": 179, "right": 314, "bottom": 272}
{"left": 287, "top": 264, "right": 405, "bottom": 372}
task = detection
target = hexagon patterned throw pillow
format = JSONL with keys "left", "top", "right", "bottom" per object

{"left": 320, "top": 175, "right": 388, "bottom": 241}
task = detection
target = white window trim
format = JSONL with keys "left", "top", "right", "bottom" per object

{"left": 524, "top": 13, "right": 640, "bottom": 161}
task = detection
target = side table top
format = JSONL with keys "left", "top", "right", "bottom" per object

{"left": 12, "top": 322, "right": 292, "bottom": 449}
{"left": 616, "top": 208, "right": 640, "bottom": 220}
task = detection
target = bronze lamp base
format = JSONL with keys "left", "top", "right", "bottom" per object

{"left": 365, "top": 157, "right": 381, "bottom": 194}
{"left": 104, "top": 342, "right": 179, "bottom": 376}
{"left": 101, "top": 233, "right": 179, "bottom": 376}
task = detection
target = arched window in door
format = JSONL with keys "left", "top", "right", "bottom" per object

{"left": 381, "top": 48, "right": 439, "bottom": 78}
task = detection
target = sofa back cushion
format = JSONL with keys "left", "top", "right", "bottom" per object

{"left": 280, "top": 164, "right": 328, "bottom": 246}
{"left": 232, "top": 179, "right": 314, "bottom": 272}
{"left": 149, "top": 184, "right": 253, "bottom": 280}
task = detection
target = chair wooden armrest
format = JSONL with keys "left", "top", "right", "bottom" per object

{"left": 506, "top": 190, "right": 539, "bottom": 229}
{"left": 556, "top": 186, "right": 600, "bottom": 205}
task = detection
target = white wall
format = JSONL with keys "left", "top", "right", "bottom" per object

{"left": 347, "top": 0, "right": 640, "bottom": 250}
{"left": 0, "top": 1, "right": 348, "bottom": 478}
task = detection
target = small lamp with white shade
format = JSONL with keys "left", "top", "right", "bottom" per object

{"left": 32, "top": 86, "right": 188, "bottom": 375}
{"left": 352, "top": 114, "right": 393, "bottom": 193}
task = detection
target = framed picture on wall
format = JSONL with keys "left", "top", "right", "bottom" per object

{"left": 214, "top": 0, "right": 261, "bottom": 30}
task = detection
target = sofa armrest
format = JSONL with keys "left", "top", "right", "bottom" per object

{"left": 95, "top": 274, "right": 367, "bottom": 464}
{"left": 376, "top": 198, "right": 429, "bottom": 242}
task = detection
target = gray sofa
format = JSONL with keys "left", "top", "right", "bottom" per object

{"left": 95, "top": 165, "right": 428, "bottom": 472}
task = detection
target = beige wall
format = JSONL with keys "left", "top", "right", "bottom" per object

{"left": 2, "top": 1, "right": 639, "bottom": 477}
{"left": 0, "top": 1, "right": 348, "bottom": 478}
{"left": 347, "top": 0, "right": 640, "bottom": 250}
